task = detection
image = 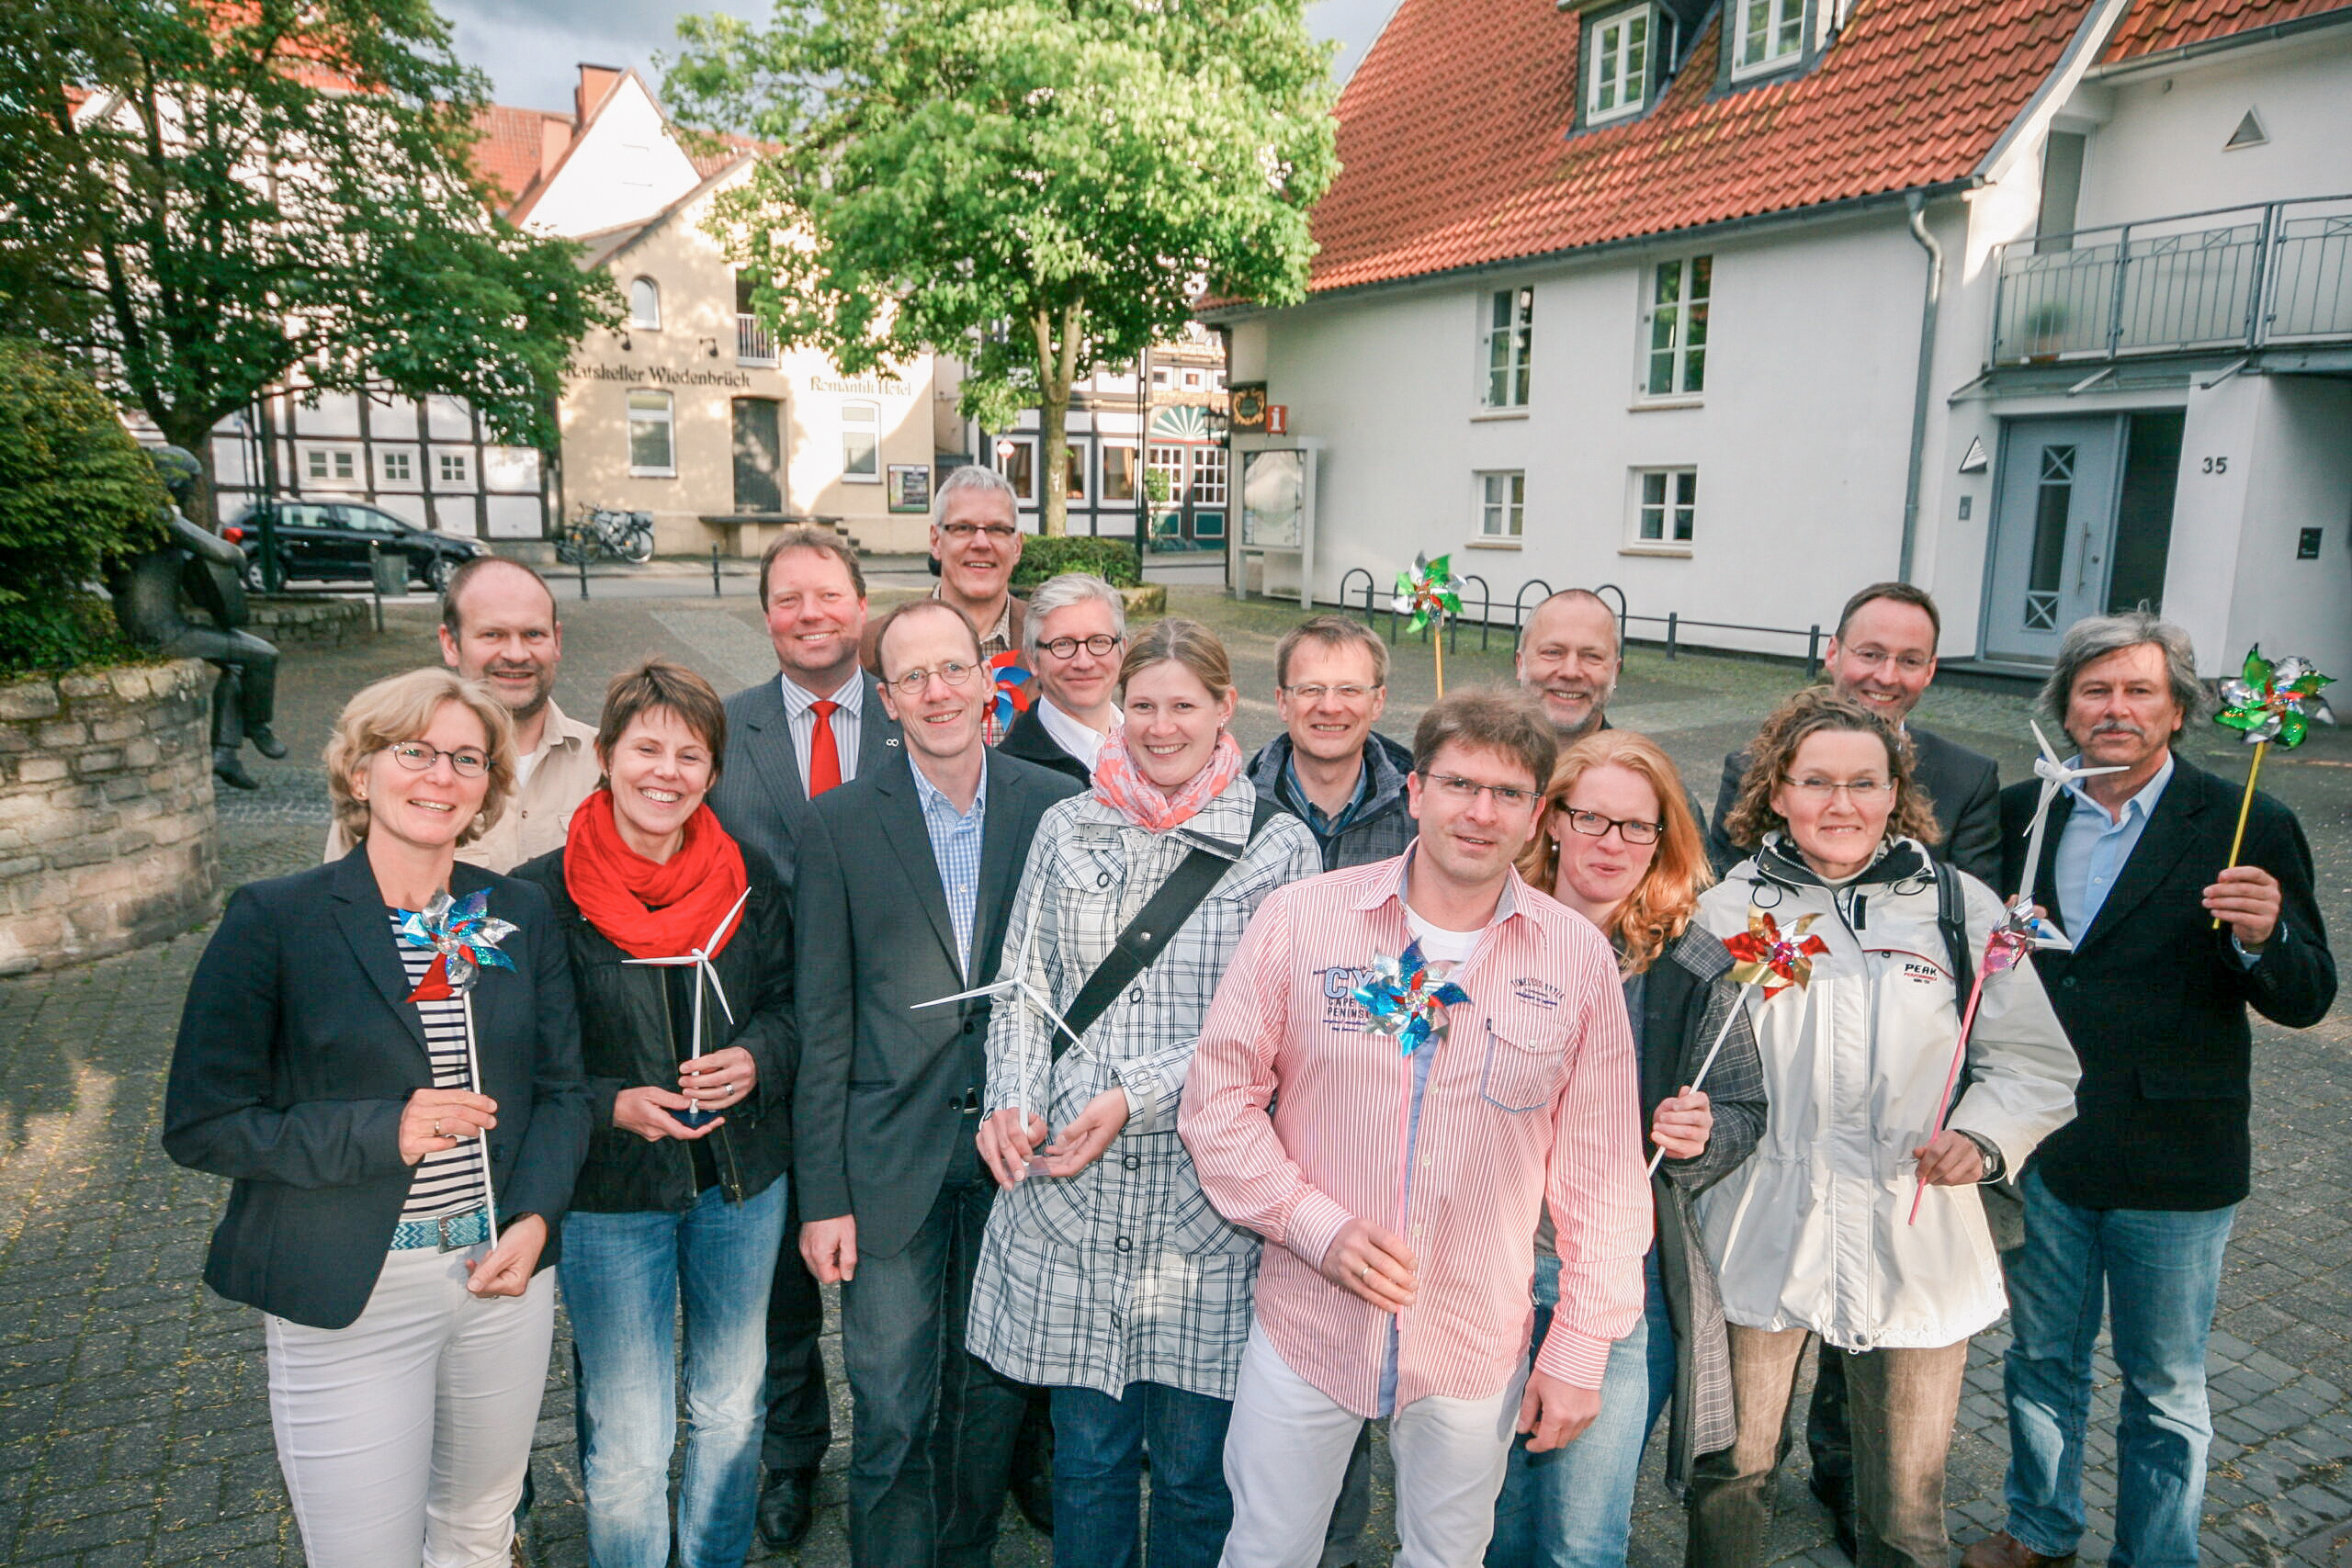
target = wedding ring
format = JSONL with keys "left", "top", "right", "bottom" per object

{"left": 1361, "top": 1263, "right": 1372, "bottom": 1281}
{"left": 433, "top": 1118, "right": 445, "bottom": 1139}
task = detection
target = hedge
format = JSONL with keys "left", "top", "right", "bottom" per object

{"left": 0, "top": 341, "right": 167, "bottom": 675}
{"left": 1010, "top": 536, "right": 1141, "bottom": 589}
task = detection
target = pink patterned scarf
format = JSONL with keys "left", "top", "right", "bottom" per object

{"left": 1091, "top": 728, "right": 1244, "bottom": 832}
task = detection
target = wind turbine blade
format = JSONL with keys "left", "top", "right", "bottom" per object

{"left": 1018, "top": 982, "right": 1085, "bottom": 1047}
{"left": 910, "top": 979, "right": 1016, "bottom": 1011}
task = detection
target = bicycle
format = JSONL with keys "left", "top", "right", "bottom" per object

{"left": 557, "top": 505, "right": 656, "bottom": 565}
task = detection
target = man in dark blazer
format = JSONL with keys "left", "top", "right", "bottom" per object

{"left": 707, "top": 526, "right": 902, "bottom": 1551}
{"left": 794, "top": 599, "right": 1084, "bottom": 1568}
{"left": 1709, "top": 581, "right": 2000, "bottom": 884}
{"left": 1962, "top": 614, "right": 2335, "bottom": 1568}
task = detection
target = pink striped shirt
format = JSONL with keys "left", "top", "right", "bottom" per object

{"left": 1180, "top": 852, "right": 1650, "bottom": 1416}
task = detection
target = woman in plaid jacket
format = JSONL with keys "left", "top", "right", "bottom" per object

{"left": 968, "top": 618, "right": 1319, "bottom": 1568}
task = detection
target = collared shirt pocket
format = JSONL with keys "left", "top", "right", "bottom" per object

{"left": 1478, "top": 1021, "right": 1563, "bottom": 1113}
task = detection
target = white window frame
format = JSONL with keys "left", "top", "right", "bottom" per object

{"left": 1587, "top": 6, "right": 1651, "bottom": 123}
{"left": 627, "top": 390, "right": 676, "bottom": 478}
{"left": 306, "top": 447, "right": 356, "bottom": 482}
{"left": 1065, "top": 442, "right": 1088, "bottom": 502}
{"left": 1476, "top": 470, "right": 1525, "bottom": 540}
{"left": 996, "top": 436, "right": 1038, "bottom": 503}
{"left": 437, "top": 451, "right": 470, "bottom": 486}
{"left": 1731, "top": 0, "right": 1805, "bottom": 78}
{"left": 1640, "top": 254, "right": 1712, "bottom": 401}
{"left": 841, "top": 400, "right": 880, "bottom": 481}
{"left": 379, "top": 448, "right": 413, "bottom": 483}
{"left": 1192, "top": 444, "right": 1228, "bottom": 506}
{"left": 1101, "top": 441, "right": 1139, "bottom": 504}
{"left": 628, "top": 276, "right": 662, "bottom": 330}
{"left": 1480, "top": 286, "right": 1533, "bottom": 410}
{"left": 1627, "top": 467, "right": 1698, "bottom": 553}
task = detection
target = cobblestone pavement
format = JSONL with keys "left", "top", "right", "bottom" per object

{"left": 4, "top": 586, "right": 2348, "bottom": 1565}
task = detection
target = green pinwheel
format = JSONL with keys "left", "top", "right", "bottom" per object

{"left": 1391, "top": 553, "right": 1465, "bottom": 693}
{"left": 2216, "top": 645, "right": 2335, "bottom": 747}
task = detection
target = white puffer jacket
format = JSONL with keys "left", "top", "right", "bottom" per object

{"left": 1694, "top": 836, "right": 2079, "bottom": 1350}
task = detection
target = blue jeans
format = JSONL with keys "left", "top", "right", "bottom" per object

{"left": 1487, "top": 1247, "right": 1675, "bottom": 1568}
{"left": 2001, "top": 1168, "right": 2236, "bottom": 1568}
{"left": 560, "top": 1179, "right": 788, "bottom": 1568}
{"left": 1051, "top": 1380, "right": 1233, "bottom": 1568}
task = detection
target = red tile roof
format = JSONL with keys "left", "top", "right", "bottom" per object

{"left": 2102, "top": 0, "right": 2352, "bottom": 60}
{"left": 472, "top": 102, "right": 573, "bottom": 206}
{"left": 1305, "top": 0, "right": 2095, "bottom": 296}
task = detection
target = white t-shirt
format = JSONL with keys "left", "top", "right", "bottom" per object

{"left": 1404, "top": 908, "right": 1479, "bottom": 969}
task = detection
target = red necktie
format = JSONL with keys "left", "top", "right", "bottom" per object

{"left": 807, "top": 699, "right": 842, "bottom": 796}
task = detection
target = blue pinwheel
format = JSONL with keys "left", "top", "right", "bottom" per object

{"left": 986, "top": 649, "right": 1035, "bottom": 730}
{"left": 394, "top": 887, "right": 517, "bottom": 1239}
{"left": 1351, "top": 940, "right": 1471, "bottom": 1057}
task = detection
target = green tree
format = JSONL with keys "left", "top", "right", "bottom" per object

{"left": 0, "top": 339, "right": 166, "bottom": 674}
{"left": 666, "top": 0, "right": 1336, "bottom": 536}
{"left": 0, "top": 0, "right": 616, "bottom": 517}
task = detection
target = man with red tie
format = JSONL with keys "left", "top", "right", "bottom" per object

{"left": 710, "top": 525, "right": 904, "bottom": 1550}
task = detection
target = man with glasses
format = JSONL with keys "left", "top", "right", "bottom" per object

{"left": 325, "top": 557, "right": 599, "bottom": 872}
{"left": 1184, "top": 688, "right": 1648, "bottom": 1568}
{"left": 866, "top": 465, "right": 1029, "bottom": 742}
{"left": 1250, "top": 615, "right": 1417, "bottom": 874}
{"left": 1001, "top": 572, "right": 1127, "bottom": 784}
{"left": 1703, "top": 581, "right": 1999, "bottom": 1558}
{"left": 795, "top": 599, "right": 1083, "bottom": 1568}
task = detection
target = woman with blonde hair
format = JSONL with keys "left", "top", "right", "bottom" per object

{"left": 967, "top": 618, "right": 1320, "bottom": 1568}
{"left": 1688, "top": 689, "right": 2076, "bottom": 1568}
{"left": 165, "top": 667, "right": 590, "bottom": 1568}
{"left": 1487, "top": 729, "right": 1768, "bottom": 1568}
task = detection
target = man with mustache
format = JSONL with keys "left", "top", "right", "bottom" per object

{"left": 324, "top": 556, "right": 598, "bottom": 872}
{"left": 1961, "top": 613, "right": 2335, "bottom": 1568}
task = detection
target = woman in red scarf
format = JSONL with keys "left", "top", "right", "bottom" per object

{"left": 514, "top": 659, "right": 796, "bottom": 1568}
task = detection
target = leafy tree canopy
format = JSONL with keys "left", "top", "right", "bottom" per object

{"left": 666, "top": 0, "right": 1337, "bottom": 534}
{"left": 0, "top": 0, "right": 617, "bottom": 487}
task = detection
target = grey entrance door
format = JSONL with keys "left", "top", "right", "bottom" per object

{"left": 732, "top": 399, "right": 783, "bottom": 513}
{"left": 1984, "top": 416, "right": 2124, "bottom": 662}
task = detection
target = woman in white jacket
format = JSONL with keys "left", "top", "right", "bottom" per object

{"left": 1686, "top": 690, "right": 2077, "bottom": 1568}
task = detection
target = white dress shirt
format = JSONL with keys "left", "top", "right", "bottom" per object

{"left": 1036, "top": 696, "right": 1114, "bottom": 774}
{"left": 778, "top": 669, "right": 867, "bottom": 795}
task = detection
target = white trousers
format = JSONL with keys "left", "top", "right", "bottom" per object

{"left": 264, "top": 1244, "right": 557, "bottom": 1568}
{"left": 1218, "top": 1321, "right": 1528, "bottom": 1568}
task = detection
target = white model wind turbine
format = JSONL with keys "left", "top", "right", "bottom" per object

{"left": 910, "top": 905, "right": 1074, "bottom": 1178}
{"left": 2007, "top": 720, "right": 2129, "bottom": 951}
{"left": 623, "top": 884, "right": 752, "bottom": 1121}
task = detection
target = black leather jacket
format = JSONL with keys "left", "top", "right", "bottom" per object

{"left": 514, "top": 845, "right": 796, "bottom": 1213}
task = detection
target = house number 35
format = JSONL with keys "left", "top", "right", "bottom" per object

{"left": 2202, "top": 456, "right": 2230, "bottom": 474}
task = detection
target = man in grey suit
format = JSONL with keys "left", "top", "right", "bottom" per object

{"left": 707, "top": 525, "right": 904, "bottom": 1551}
{"left": 1702, "top": 580, "right": 1999, "bottom": 1558}
{"left": 795, "top": 599, "right": 1083, "bottom": 1568}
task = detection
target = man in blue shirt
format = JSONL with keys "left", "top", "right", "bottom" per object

{"left": 1967, "top": 614, "right": 2335, "bottom": 1568}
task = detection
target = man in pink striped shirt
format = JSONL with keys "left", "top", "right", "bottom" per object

{"left": 1182, "top": 688, "right": 1652, "bottom": 1568}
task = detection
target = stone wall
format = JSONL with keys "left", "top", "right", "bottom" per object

{"left": 0, "top": 658, "right": 220, "bottom": 975}
{"left": 247, "top": 593, "right": 373, "bottom": 648}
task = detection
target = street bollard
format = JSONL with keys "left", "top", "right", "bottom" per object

{"left": 578, "top": 549, "right": 589, "bottom": 602}
{"left": 712, "top": 543, "right": 722, "bottom": 597}
{"left": 367, "top": 543, "right": 384, "bottom": 634}
{"left": 1805, "top": 624, "right": 1822, "bottom": 679}
{"left": 1665, "top": 611, "right": 1679, "bottom": 661}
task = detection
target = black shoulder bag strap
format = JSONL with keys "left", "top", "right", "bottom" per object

{"left": 1051, "top": 794, "right": 1282, "bottom": 1058}
{"left": 1932, "top": 860, "right": 1973, "bottom": 1001}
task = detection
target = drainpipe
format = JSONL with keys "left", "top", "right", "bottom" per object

{"left": 1899, "top": 190, "right": 1944, "bottom": 583}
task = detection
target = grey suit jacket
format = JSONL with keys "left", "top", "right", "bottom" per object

{"left": 1707, "top": 721, "right": 2000, "bottom": 885}
{"left": 791, "top": 748, "right": 1084, "bottom": 1259}
{"left": 708, "top": 673, "right": 904, "bottom": 886}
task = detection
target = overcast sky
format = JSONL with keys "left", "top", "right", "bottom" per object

{"left": 439, "top": 0, "right": 1397, "bottom": 115}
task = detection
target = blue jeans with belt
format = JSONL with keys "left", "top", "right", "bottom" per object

{"left": 560, "top": 1179, "right": 788, "bottom": 1568}
{"left": 1487, "top": 1246, "right": 1675, "bottom": 1568}
{"left": 2000, "top": 1167, "right": 2237, "bottom": 1568}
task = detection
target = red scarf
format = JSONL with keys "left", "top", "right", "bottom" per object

{"left": 563, "top": 790, "right": 751, "bottom": 961}
{"left": 1091, "top": 728, "right": 1244, "bottom": 832}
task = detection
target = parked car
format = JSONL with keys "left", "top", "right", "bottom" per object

{"left": 227, "top": 500, "right": 490, "bottom": 592}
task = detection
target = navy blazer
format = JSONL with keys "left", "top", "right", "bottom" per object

{"left": 2003, "top": 754, "right": 2335, "bottom": 1211}
{"left": 164, "top": 848, "right": 592, "bottom": 1329}
{"left": 707, "top": 673, "right": 903, "bottom": 887}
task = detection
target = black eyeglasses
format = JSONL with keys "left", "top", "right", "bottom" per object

{"left": 385, "top": 741, "right": 489, "bottom": 778}
{"left": 888, "top": 660, "right": 982, "bottom": 697}
{"left": 1040, "top": 634, "right": 1123, "bottom": 660}
{"left": 1559, "top": 808, "right": 1661, "bottom": 846}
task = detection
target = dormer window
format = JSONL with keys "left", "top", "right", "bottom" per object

{"left": 1732, "top": 0, "right": 1805, "bottom": 77}
{"left": 1588, "top": 7, "right": 1652, "bottom": 123}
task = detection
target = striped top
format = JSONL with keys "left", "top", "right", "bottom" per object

{"left": 391, "top": 913, "right": 488, "bottom": 1223}
{"left": 1179, "top": 851, "right": 1651, "bottom": 1415}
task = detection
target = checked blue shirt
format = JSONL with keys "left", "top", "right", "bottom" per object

{"left": 910, "top": 760, "right": 989, "bottom": 979}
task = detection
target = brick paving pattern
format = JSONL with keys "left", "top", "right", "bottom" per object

{"left": 3, "top": 585, "right": 2347, "bottom": 1564}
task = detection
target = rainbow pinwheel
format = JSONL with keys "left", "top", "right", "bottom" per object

{"left": 394, "top": 887, "right": 516, "bottom": 1239}
{"left": 1722, "top": 909, "right": 1829, "bottom": 998}
{"left": 1650, "top": 904, "right": 1826, "bottom": 1175}
{"left": 986, "top": 649, "right": 1034, "bottom": 731}
{"left": 1392, "top": 553, "right": 1464, "bottom": 635}
{"left": 397, "top": 888, "right": 517, "bottom": 1003}
{"left": 2217, "top": 645, "right": 2335, "bottom": 747}
{"left": 1352, "top": 940, "right": 1470, "bottom": 1057}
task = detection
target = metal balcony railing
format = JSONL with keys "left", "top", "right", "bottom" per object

{"left": 1989, "top": 195, "right": 2352, "bottom": 365}
{"left": 736, "top": 313, "right": 778, "bottom": 367}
